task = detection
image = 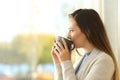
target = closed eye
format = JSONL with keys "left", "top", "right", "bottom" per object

{"left": 69, "top": 30, "right": 74, "bottom": 32}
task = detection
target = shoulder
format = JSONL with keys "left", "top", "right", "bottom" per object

{"left": 88, "top": 50, "right": 115, "bottom": 79}
{"left": 97, "top": 51, "right": 113, "bottom": 62}
{"left": 92, "top": 49, "right": 114, "bottom": 69}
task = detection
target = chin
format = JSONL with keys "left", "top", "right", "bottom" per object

{"left": 75, "top": 45, "right": 82, "bottom": 48}
{"left": 76, "top": 47, "right": 81, "bottom": 48}
{"left": 75, "top": 46, "right": 79, "bottom": 48}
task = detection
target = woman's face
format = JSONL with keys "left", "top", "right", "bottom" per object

{"left": 67, "top": 17, "right": 87, "bottom": 48}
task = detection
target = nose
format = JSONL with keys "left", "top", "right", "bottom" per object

{"left": 67, "top": 32, "right": 71, "bottom": 39}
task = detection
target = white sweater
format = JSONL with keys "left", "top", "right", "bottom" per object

{"left": 54, "top": 48, "right": 115, "bottom": 80}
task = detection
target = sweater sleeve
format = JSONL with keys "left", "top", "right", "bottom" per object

{"left": 54, "top": 63, "right": 63, "bottom": 80}
{"left": 61, "top": 60, "right": 77, "bottom": 80}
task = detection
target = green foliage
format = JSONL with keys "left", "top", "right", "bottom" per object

{"left": 37, "top": 34, "right": 55, "bottom": 64}
{"left": 0, "top": 33, "right": 55, "bottom": 64}
{"left": 11, "top": 34, "right": 38, "bottom": 54}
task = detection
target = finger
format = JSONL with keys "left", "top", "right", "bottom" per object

{"left": 53, "top": 47, "right": 60, "bottom": 57}
{"left": 56, "top": 40, "right": 64, "bottom": 50}
{"left": 52, "top": 51, "right": 57, "bottom": 57}
{"left": 54, "top": 42, "right": 62, "bottom": 53}
{"left": 51, "top": 46, "right": 55, "bottom": 55}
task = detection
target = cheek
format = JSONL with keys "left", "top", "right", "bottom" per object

{"left": 73, "top": 32, "right": 86, "bottom": 48}
{"left": 72, "top": 32, "right": 83, "bottom": 41}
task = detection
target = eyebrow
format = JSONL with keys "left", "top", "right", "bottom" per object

{"left": 68, "top": 27, "right": 73, "bottom": 29}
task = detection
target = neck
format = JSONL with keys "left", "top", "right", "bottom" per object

{"left": 82, "top": 42, "right": 95, "bottom": 53}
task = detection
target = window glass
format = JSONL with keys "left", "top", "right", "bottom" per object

{"left": 0, "top": 0, "right": 75, "bottom": 79}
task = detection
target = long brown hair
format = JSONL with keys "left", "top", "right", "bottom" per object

{"left": 70, "top": 9, "right": 119, "bottom": 80}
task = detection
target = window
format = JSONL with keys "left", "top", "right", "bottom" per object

{"left": 0, "top": 0, "right": 75, "bottom": 79}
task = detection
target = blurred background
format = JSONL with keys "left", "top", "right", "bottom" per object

{"left": 0, "top": 0, "right": 120, "bottom": 80}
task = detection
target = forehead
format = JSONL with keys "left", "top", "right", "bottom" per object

{"left": 69, "top": 17, "right": 76, "bottom": 24}
{"left": 68, "top": 17, "right": 79, "bottom": 29}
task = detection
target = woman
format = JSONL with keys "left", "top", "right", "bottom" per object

{"left": 51, "top": 9, "right": 119, "bottom": 80}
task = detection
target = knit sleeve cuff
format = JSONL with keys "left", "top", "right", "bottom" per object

{"left": 61, "top": 60, "right": 76, "bottom": 80}
{"left": 54, "top": 63, "right": 63, "bottom": 80}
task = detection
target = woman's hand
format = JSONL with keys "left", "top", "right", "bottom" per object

{"left": 51, "top": 40, "right": 60, "bottom": 64}
{"left": 54, "top": 38, "right": 71, "bottom": 62}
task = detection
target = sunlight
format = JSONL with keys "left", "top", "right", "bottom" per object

{"left": 0, "top": 0, "right": 32, "bottom": 42}
{"left": 0, "top": 0, "right": 75, "bottom": 42}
